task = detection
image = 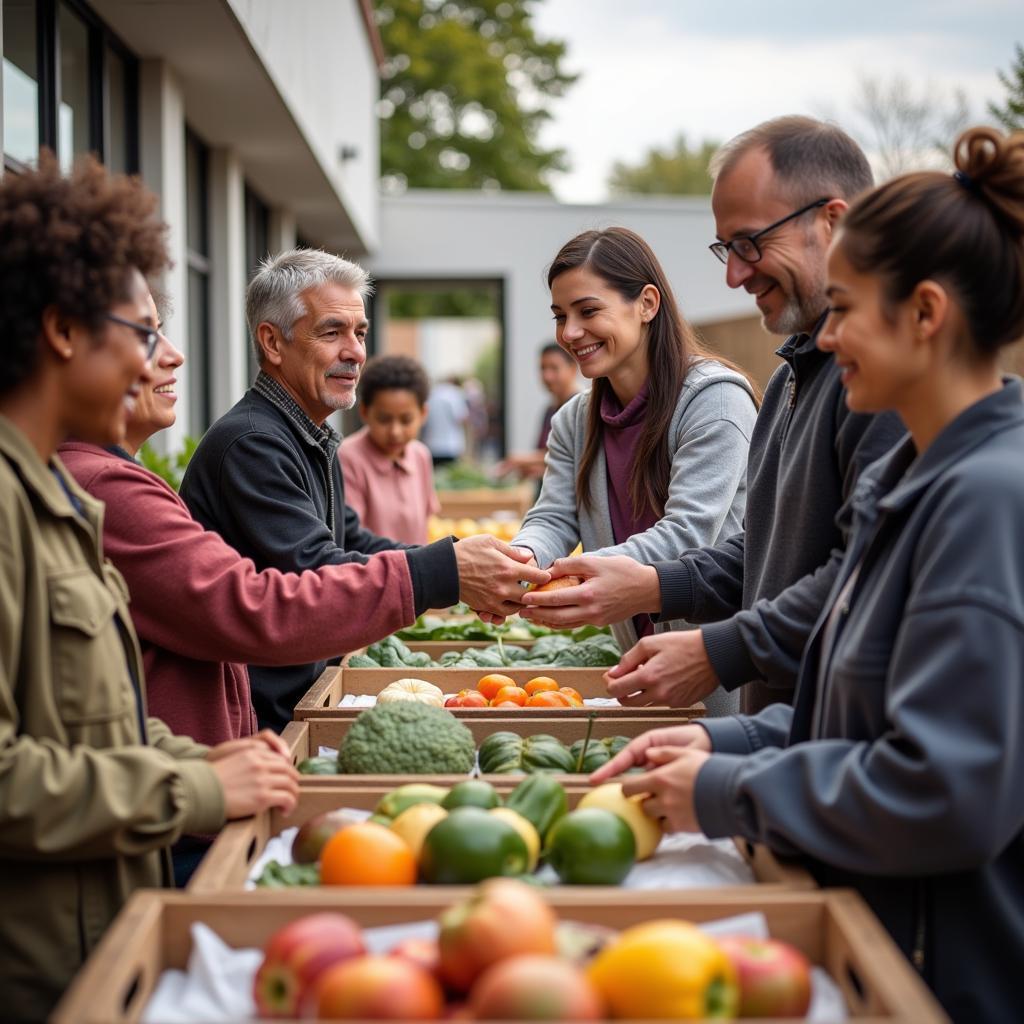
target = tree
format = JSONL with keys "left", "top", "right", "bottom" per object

{"left": 989, "top": 43, "right": 1024, "bottom": 132}
{"left": 851, "top": 73, "right": 969, "bottom": 179}
{"left": 375, "top": 0, "right": 577, "bottom": 191}
{"left": 606, "top": 135, "right": 719, "bottom": 196}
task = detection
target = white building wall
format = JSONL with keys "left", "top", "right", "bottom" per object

{"left": 138, "top": 59, "right": 190, "bottom": 453}
{"left": 225, "top": 0, "right": 380, "bottom": 251}
{"left": 370, "top": 192, "right": 756, "bottom": 452}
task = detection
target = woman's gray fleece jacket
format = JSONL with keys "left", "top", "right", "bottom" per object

{"left": 513, "top": 359, "right": 758, "bottom": 713}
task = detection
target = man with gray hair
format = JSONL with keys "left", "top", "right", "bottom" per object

{"left": 181, "top": 248, "right": 548, "bottom": 731}
{"left": 521, "top": 116, "right": 905, "bottom": 715}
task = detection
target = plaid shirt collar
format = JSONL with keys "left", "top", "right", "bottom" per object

{"left": 253, "top": 371, "right": 340, "bottom": 457}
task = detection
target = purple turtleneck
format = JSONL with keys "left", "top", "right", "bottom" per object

{"left": 601, "top": 382, "right": 658, "bottom": 637}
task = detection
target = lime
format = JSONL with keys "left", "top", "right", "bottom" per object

{"left": 442, "top": 779, "right": 502, "bottom": 811}
{"left": 419, "top": 807, "right": 530, "bottom": 884}
{"left": 544, "top": 808, "right": 636, "bottom": 885}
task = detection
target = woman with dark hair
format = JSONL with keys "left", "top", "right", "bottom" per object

{"left": 512, "top": 227, "right": 759, "bottom": 714}
{"left": 0, "top": 155, "right": 297, "bottom": 1021}
{"left": 593, "top": 127, "right": 1024, "bottom": 1021}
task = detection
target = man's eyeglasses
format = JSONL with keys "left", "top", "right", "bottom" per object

{"left": 106, "top": 313, "right": 161, "bottom": 361}
{"left": 709, "top": 197, "right": 831, "bottom": 265}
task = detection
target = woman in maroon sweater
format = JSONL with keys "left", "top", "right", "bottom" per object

{"left": 59, "top": 297, "right": 425, "bottom": 882}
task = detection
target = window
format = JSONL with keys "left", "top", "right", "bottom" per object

{"left": 186, "top": 128, "right": 212, "bottom": 432}
{"left": 2, "top": 0, "right": 137, "bottom": 172}
{"left": 2, "top": 0, "right": 38, "bottom": 166}
{"left": 244, "top": 183, "right": 270, "bottom": 382}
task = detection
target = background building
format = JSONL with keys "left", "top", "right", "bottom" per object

{"left": 5, "top": 0, "right": 853, "bottom": 459}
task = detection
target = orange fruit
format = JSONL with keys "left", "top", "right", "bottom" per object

{"left": 558, "top": 687, "right": 584, "bottom": 707}
{"left": 490, "top": 685, "right": 527, "bottom": 707}
{"left": 319, "top": 822, "right": 417, "bottom": 886}
{"left": 531, "top": 575, "right": 584, "bottom": 593}
{"left": 492, "top": 700, "right": 522, "bottom": 708}
{"left": 524, "top": 677, "right": 559, "bottom": 696}
{"left": 477, "top": 673, "right": 517, "bottom": 701}
{"left": 526, "top": 691, "right": 570, "bottom": 708}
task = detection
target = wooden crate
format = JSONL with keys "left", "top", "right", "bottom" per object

{"left": 436, "top": 481, "right": 534, "bottom": 519}
{"left": 282, "top": 715, "right": 696, "bottom": 789}
{"left": 54, "top": 888, "right": 948, "bottom": 1024}
{"left": 293, "top": 666, "right": 694, "bottom": 720}
{"left": 188, "top": 782, "right": 814, "bottom": 894}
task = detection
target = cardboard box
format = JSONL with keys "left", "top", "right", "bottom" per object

{"left": 54, "top": 888, "right": 948, "bottom": 1023}
{"left": 294, "top": 667, "right": 696, "bottom": 720}
{"left": 188, "top": 782, "right": 814, "bottom": 894}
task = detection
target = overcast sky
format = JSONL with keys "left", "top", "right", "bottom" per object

{"left": 531, "top": 0, "right": 1020, "bottom": 202}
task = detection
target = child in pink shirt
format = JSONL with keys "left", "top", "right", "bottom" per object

{"left": 340, "top": 355, "right": 441, "bottom": 544}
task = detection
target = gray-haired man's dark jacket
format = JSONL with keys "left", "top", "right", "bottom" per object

{"left": 695, "top": 380, "right": 1024, "bottom": 1023}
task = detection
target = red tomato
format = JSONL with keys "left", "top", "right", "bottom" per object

{"left": 445, "top": 689, "right": 489, "bottom": 708}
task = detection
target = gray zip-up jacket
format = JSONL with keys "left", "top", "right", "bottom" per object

{"left": 695, "top": 380, "right": 1024, "bottom": 1023}
{"left": 513, "top": 359, "right": 757, "bottom": 712}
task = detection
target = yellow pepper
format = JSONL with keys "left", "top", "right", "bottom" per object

{"left": 587, "top": 919, "right": 739, "bottom": 1019}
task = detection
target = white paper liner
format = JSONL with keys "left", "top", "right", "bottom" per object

{"left": 247, "top": 817, "right": 756, "bottom": 892}
{"left": 336, "top": 694, "right": 621, "bottom": 708}
{"left": 143, "top": 914, "right": 847, "bottom": 1023}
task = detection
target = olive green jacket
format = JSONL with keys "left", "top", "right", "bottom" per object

{"left": 0, "top": 416, "right": 226, "bottom": 1023}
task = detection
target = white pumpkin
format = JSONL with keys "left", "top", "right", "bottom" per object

{"left": 376, "top": 678, "right": 445, "bottom": 707}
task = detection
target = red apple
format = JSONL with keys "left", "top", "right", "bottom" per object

{"left": 253, "top": 913, "right": 365, "bottom": 1018}
{"left": 717, "top": 935, "right": 812, "bottom": 1018}
{"left": 313, "top": 954, "right": 445, "bottom": 1019}
{"left": 291, "top": 809, "right": 361, "bottom": 864}
{"left": 470, "top": 955, "right": 605, "bottom": 1020}
{"left": 437, "top": 878, "right": 558, "bottom": 993}
{"left": 390, "top": 936, "right": 442, "bottom": 977}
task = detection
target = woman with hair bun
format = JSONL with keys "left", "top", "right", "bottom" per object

{"left": 592, "top": 127, "right": 1024, "bottom": 1021}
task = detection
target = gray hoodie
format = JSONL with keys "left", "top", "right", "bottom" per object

{"left": 696, "top": 380, "right": 1024, "bottom": 1023}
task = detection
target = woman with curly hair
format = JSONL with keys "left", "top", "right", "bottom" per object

{"left": 0, "top": 155, "right": 298, "bottom": 1021}
{"left": 593, "top": 126, "right": 1024, "bottom": 1021}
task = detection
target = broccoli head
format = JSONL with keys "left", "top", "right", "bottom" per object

{"left": 337, "top": 701, "right": 476, "bottom": 774}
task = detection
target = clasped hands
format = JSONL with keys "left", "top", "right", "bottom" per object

{"left": 453, "top": 535, "right": 550, "bottom": 619}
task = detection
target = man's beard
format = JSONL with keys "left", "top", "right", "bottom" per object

{"left": 321, "top": 360, "right": 360, "bottom": 411}
{"left": 762, "top": 283, "right": 826, "bottom": 336}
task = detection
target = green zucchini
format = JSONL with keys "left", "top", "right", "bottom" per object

{"left": 505, "top": 773, "right": 568, "bottom": 841}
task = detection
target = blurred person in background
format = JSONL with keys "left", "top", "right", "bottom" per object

{"left": 497, "top": 342, "right": 580, "bottom": 481}
{"left": 421, "top": 373, "right": 469, "bottom": 465}
{"left": 593, "top": 126, "right": 1024, "bottom": 1023}
{"left": 340, "top": 354, "right": 440, "bottom": 544}
{"left": 0, "top": 155, "right": 296, "bottom": 1022}
{"left": 180, "top": 250, "right": 549, "bottom": 731}
{"left": 512, "top": 226, "right": 760, "bottom": 716}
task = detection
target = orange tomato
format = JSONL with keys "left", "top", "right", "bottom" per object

{"left": 558, "top": 687, "right": 584, "bottom": 707}
{"left": 525, "top": 691, "right": 572, "bottom": 708}
{"left": 490, "top": 685, "right": 528, "bottom": 707}
{"left": 445, "top": 689, "right": 489, "bottom": 708}
{"left": 524, "top": 676, "right": 559, "bottom": 696}
{"left": 492, "top": 700, "right": 522, "bottom": 708}
{"left": 477, "top": 673, "right": 517, "bottom": 701}
{"left": 320, "top": 822, "right": 417, "bottom": 886}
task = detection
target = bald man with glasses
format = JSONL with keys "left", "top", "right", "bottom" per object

{"left": 520, "top": 115, "right": 905, "bottom": 715}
